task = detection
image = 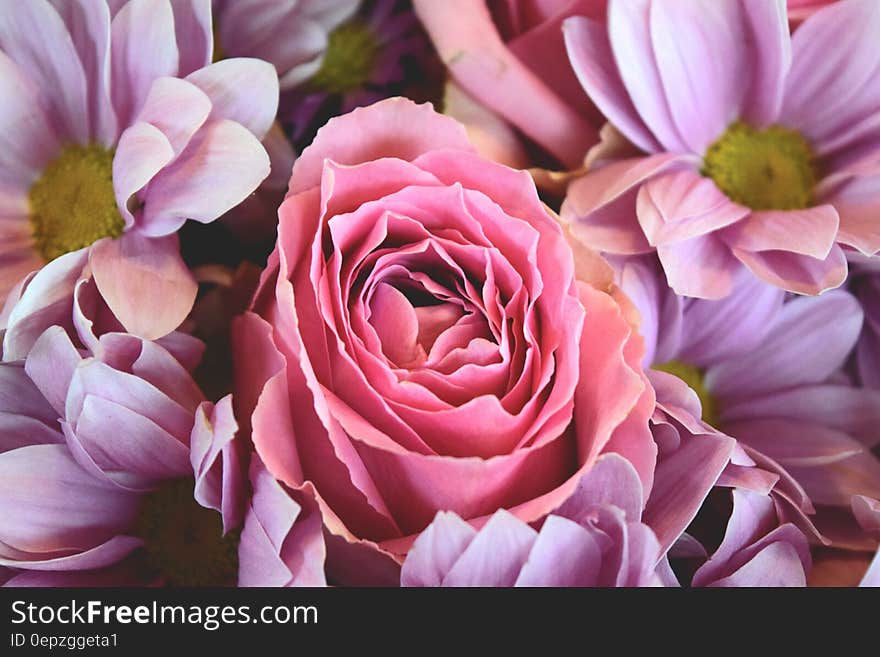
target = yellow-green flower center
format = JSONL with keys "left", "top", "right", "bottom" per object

{"left": 133, "top": 478, "right": 239, "bottom": 587}
{"left": 654, "top": 360, "right": 720, "bottom": 428}
{"left": 28, "top": 144, "right": 124, "bottom": 262}
{"left": 307, "top": 20, "right": 379, "bottom": 94}
{"left": 701, "top": 121, "right": 818, "bottom": 211}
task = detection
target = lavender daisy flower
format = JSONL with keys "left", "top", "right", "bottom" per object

{"left": 619, "top": 255, "right": 880, "bottom": 550}
{"left": 0, "top": 340, "right": 244, "bottom": 586}
{"left": 0, "top": 0, "right": 277, "bottom": 338}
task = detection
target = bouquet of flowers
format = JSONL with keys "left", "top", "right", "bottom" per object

{"left": 0, "top": 0, "right": 877, "bottom": 588}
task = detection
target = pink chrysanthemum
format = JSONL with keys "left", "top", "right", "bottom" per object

{"left": 561, "top": 0, "right": 880, "bottom": 298}
{"left": 0, "top": 0, "right": 277, "bottom": 338}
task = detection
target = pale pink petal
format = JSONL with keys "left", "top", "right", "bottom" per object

{"left": 636, "top": 170, "right": 749, "bottom": 246}
{"left": 657, "top": 233, "right": 742, "bottom": 299}
{"left": 89, "top": 232, "right": 197, "bottom": 340}
{"left": 2, "top": 248, "right": 88, "bottom": 361}
{"left": 0, "top": 52, "right": 61, "bottom": 187}
{"left": 723, "top": 419, "right": 864, "bottom": 468}
{"left": 139, "top": 119, "right": 271, "bottom": 235}
{"left": 0, "top": 536, "right": 142, "bottom": 574}
{"left": 731, "top": 244, "right": 848, "bottom": 296}
{"left": 860, "top": 549, "right": 880, "bottom": 587}
{"left": 514, "top": 515, "right": 602, "bottom": 587}
{"left": 643, "top": 430, "right": 735, "bottom": 554}
{"left": 112, "top": 121, "right": 176, "bottom": 228}
{"left": 852, "top": 495, "right": 880, "bottom": 537}
{"left": 72, "top": 395, "right": 191, "bottom": 484}
{"left": 648, "top": 0, "right": 756, "bottom": 154}
{"left": 49, "top": 0, "right": 117, "bottom": 145}
{"left": 711, "top": 541, "right": 807, "bottom": 587}
{"left": 0, "top": 0, "right": 89, "bottom": 143}
{"left": 819, "top": 167, "right": 880, "bottom": 256}
{"left": 720, "top": 206, "right": 839, "bottom": 260}
{"left": 238, "top": 459, "right": 327, "bottom": 587}
{"left": 552, "top": 453, "right": 644, "bottom": 525}
{"left": 134, "top": 76, "right": 212, "bottom": 155}
{"left": 110, "top": 0, "right": 179, "bottom": 128}
{"left": 185, "top": 58, "right": 279, "bottom": 140}
{"left": 561, "top": 154, "right": 695, "bottom": 255}
{"left": 738, "top": 0, "right": 790, "bottom": 127}
{"left": 787, "top": 452, "right": 880, "bottom": 507}
{"left": 0, "top": 361, "right": 58, "bottom": 428}
{"left": 24, "top": 326, "right": 80, "bottom": 417}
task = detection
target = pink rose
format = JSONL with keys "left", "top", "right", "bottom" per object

{"left": 233, "top": 98, "right": 655, "bottom": 584}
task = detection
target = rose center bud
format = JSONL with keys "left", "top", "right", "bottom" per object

{"left": 132, "top": 478, "right": 239, "bottom": 587}
{"left": 306, "top": 20, "right": 379, "bottom": 94}
{"left": 28, "top": 144, "right": 124, "bottom": 262}
{"left": 654, "top": 360, "right": 720, "bottom": 428}
{"left": 701, "top": 121, "right": 818, "bottom": 211}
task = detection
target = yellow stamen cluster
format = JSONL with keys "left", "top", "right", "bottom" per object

{"left": 28, "top": 144, "right": 124, "bottom": 262}
{"left": 702, "top": 122, "right": 818, "bottom": 211}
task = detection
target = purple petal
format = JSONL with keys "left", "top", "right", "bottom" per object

{"left": 708, "top": 290, "right": 862, "bottom": 399}
{"left": 731, "top": 244, "right": 848, "bottom": 296}
{"left": 643, "top": 429, "right": 735, "bottom": 555}
{"left": 191, "top": 396, "right": 245, "bottom": 534}
{"left": 562, "top": 15, "right": 661, "bottom": 154}
{"left": 514, "top": 515, "right": 602, "bottom": 587}
{"left": 401, "top": 511, "right": 477, "bottom": 587}
{"left": 24, "top": 326, "right": 80, "bottom": 417}
{"left": 442, "top": 510, "right": 537, "bottom": 587}
{"left": 553, "top": 453, "right": 644, "bottom": 524}
{"left": 113, "top": 121, "right": 176, "bottom": 228}
{"left": 238, "top": 458, "right": 327, "bottom": 587}
{"left": 606, "top": 0, "right": 686, "bottom": 152}
{"left": 0, "top": 444, "right": 139, "bottom": 555}
{"left": 780, "top": 0, "right": 880, "bottom": 163}
{"left": 710, "top": 541, "right": 806, "bottom": 587}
